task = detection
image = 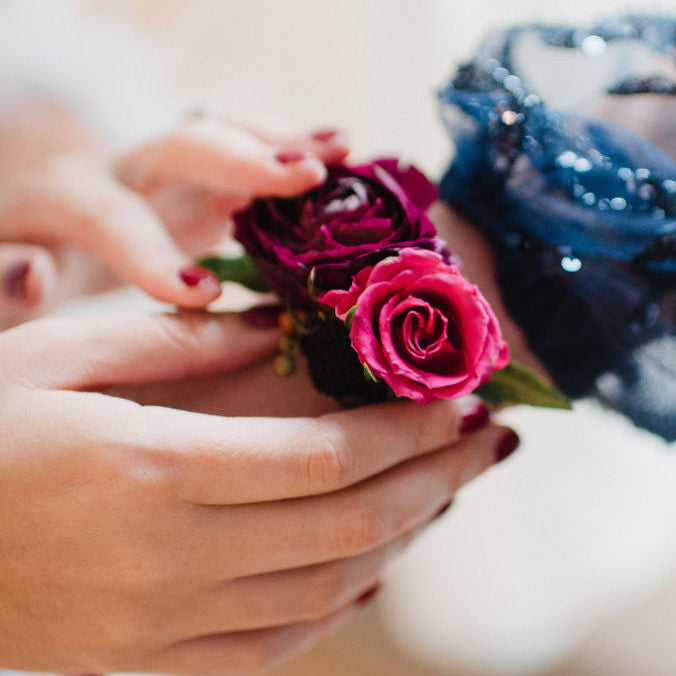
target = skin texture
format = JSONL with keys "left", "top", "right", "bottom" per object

{"left": 0, "top": 105, "right": 349, "bottom": 329}
{"left": 0, "top": 104, "right": 520, "bottom": 675}
{"left": 0, "top": 310, "right": 512, "bottom": 674}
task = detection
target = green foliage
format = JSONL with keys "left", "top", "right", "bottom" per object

{"left": 363, "top": 363, "right": 380, "bottom": 383}
{"left": 476, "top": 362, "right": 572, "bottom": 409}
{"left": 344, "top": 305, "right": 358, "bottom": 331}
{"left": 197, "top": 253, "right": 269, "bottom": 293}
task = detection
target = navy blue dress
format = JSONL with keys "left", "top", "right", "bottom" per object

{"left": 438, "top": 16, "right": 676, "bottom": 441}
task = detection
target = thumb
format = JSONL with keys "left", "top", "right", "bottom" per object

{"left": 0, "top": 157, "right": 222, "bottom": 308}
{"left": 1, "top": 310, "right": 281, "bottom": 390}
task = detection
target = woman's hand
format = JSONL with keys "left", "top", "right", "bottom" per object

{"left": 0, "top": 110, "right": 349, "bottom": 329}
{"left": 0, "top": 310, "right": 515, "bottom": 675}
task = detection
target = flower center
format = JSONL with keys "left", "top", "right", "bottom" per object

{"left": 324, "top": 180, "right": 369, "bottom": 215}
{"left": 402, "top": 306, "right": 448, "bottom": 358}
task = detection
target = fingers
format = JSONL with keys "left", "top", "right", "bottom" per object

{"left": 161, "top": 395, "right": 488, "bottom": 505}
{"left": 0, "top": 157, "right": 222, "bottom": 308}
{"left": 145, "top": 606, "right": 352, "bottom": 676}
{"left": 0, "top": 243, "right": 58, "bottom": 328}
{"left": 171, "top": 532, "right": 412, "bottom": 638}
{"left": 0, "top": 311, "right": 280, "bottom": 389}
{"left": 192, "top": 424, "right": 509, "bottom": 577}
{"left": 217, "top": 112, "right": 350, "bottom": 166}
{"left": 117, "top": 116, "right": 330, "bottom": 199}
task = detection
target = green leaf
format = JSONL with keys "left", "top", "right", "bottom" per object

{"left": 197, "top": 253, "right": 269, "bottom": 293}
{"left": 363, "top": 363, "right": 380, "bottom": 383}
{"left": 307, "top": 267, "right": 319, "bottom": 301}
{"left": 476, "top": 361, "right": 572, "bottom": 410}
{"left": 344, "top": 305, "right": 358, "bottom": 331}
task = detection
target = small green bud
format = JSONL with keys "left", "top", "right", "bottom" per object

{"left": 274, "top": 354, "right": 296, "bottom": 377}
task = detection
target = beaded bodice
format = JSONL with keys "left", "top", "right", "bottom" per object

{"left": 438, "top": 16, "right": 676, "bottom": 440}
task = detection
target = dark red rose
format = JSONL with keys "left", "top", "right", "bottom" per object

{"left": 234, "top": 158, "right": 448, "bottom": 306}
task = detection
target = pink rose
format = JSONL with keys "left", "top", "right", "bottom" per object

{"left": 320, "top": 249, "right": 510, "bottom": 403}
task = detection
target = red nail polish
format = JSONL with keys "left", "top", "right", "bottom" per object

{"left": 495, "top": 429, "right": 520, "bottom": 464}
{"left": 240, "top": 305, "right": 284, "bottom": 329}
{"left": 275, "top": 150, "right": 308, "bottom": 164}
{"left": 179, "top": 264, "right": 219, "bottom": 288}
{"left": 433, "top": 500, "right": 454, "bottom": 521}
{"left": 2, "top": 261, "right": 30, "bottom": 299}
{"left": 356, "top": 583, "right": 382, "bottom": 606}
{"left": 311, "top": 128, "right": 339, "bottom": 143}
{"left": 459, "top": 404, "right": 491, "bottom": 434}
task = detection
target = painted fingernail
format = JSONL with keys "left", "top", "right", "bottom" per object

{"left": 355, "top": 583, "right": 382, "bottom": 606}
{"left": 311, "top": 128, "right": 339, "bottom": 143}
{"left": 433, "top": 499, "right": 454, "bottom": 521}
{"left": 459, "top": 403, "right": 491, "bottom": 434}
{"left": 275, "top": 150, "right": 310, "bottom": 164}
{"left": 178, "top": 264, "right": 220, "bottom": 288}
{"left": 240, "top": 305, "right": 284, "bottom": 329}
{"left": 2, "top": 260, "right": 30, "bottom": 300}
{"left": 495, "top": 429, "right": 520, "bottom": 464}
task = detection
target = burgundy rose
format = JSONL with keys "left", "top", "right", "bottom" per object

{"left": 234, "top": 158, "right": 448, "bottom": 306}
{"left": 320, "top": 249, "right": 510, "bottom": 403}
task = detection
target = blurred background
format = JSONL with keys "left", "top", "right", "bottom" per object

{"left": 2, "top": 1, "right": 676, "bottom": 674}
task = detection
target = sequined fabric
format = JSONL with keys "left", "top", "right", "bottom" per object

{"left": 438, "top": 16, "right": 676, "bottom": 441}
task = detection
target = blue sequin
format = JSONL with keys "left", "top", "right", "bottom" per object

{"left": 438, "top": 15, "right": 676, "bottom": 441}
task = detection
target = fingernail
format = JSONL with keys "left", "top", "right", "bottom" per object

{"left": 495, "top": 429, "right": 520, "bottom": 464}
{"left": 433, "top": 499, "right": 454, "bottom": 521}
{"left": 240, "top": 305, "right": 284, "bottom": 329}
{"left": 178, "top": 264, "right": 220, "bottom": 288}
{"left": 275, "top": 150, "right": 310, "bottom": 164}
{"left": 2, "top": 260, "right": 30, "bottom": 299}
{"left": 355, "top": 583, "right": 382, "bottom": 607}
{"left": 311, "top": 128, "right": 339, "bottom": 143}
{"left": 459, "top": 403, "right": 491, "bottom": 434}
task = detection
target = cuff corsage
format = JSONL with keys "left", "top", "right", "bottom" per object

{"left": 201, "top": 158, "right": 568, "bottom": 410}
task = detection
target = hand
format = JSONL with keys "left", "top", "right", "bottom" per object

{"left": 0, "top": 310, "right": 515, "bottom": 675}
{"left": 0, "top": 110, "right": 349, "bottom": 328}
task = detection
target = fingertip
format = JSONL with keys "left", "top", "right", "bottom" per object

{"left": 175, "top": 263, "right": 223, "bottom": 306}
{"left": 137, "top": 261, "right": 223, "bottom": 309}
{"left": 275, "top": 150, "right": 311, "bottom": 164}
{"left": 2, "top": 260, "right": 31, "bottom": 301}
{"left": 494, "top": 427, "right": 520, "bottom": 464}
{"left": 459, "top": 402, "right": 492, "bottom": 434}
{"left": 270, "top": 152, "right": 327, "bottom": 196}
{"left": 24, "top": 249, "right": 59, "bottom": 308}
{"left": 178, "top": 263, "right": 220, "bottom": 289}
{"left": 309, "top": 128, "right": 350, "bottom": 165}
{"left": 1, "top": 248, "right": 58, "bottom": 310}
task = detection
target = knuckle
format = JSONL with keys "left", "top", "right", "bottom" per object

{"left": 304, "top": 422, "right": 354, "bottom": 493}
{"left": 334, "top": 504, "right": 385, "bottom": 556}
{"left": 154, "top": 313, "right": 206, "bottom": 356}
